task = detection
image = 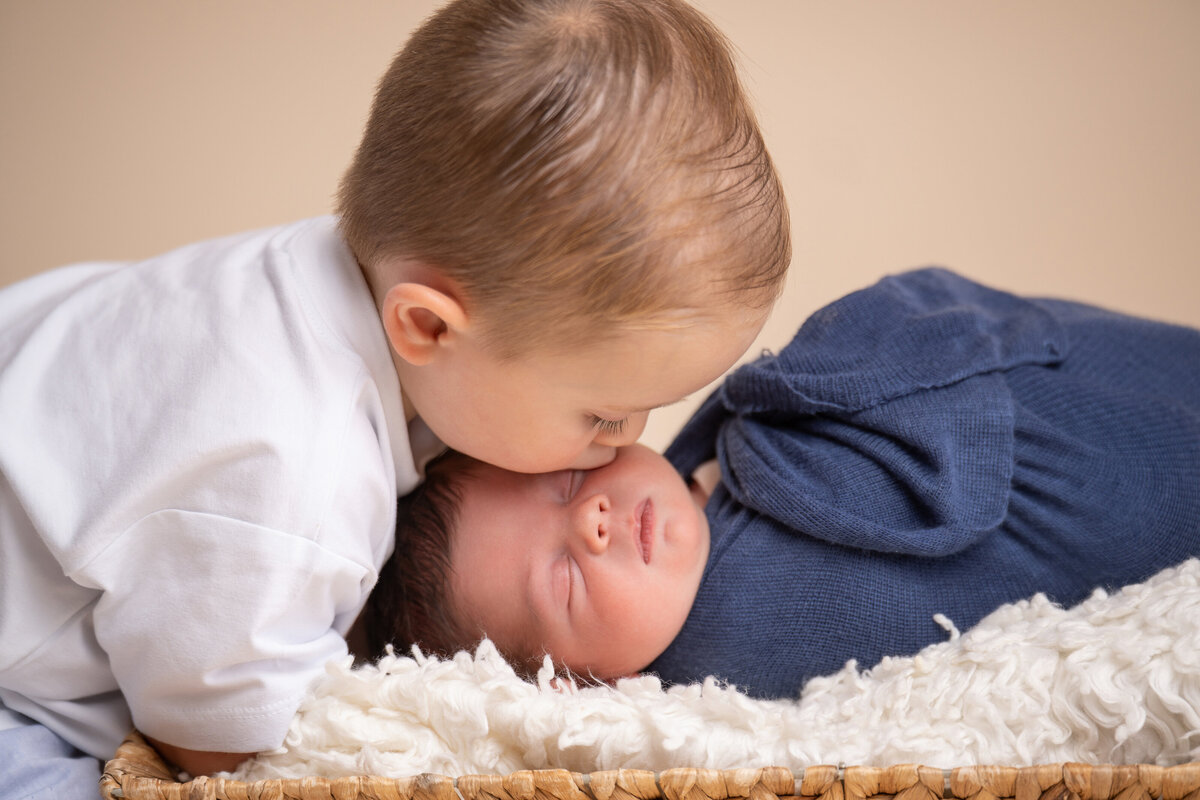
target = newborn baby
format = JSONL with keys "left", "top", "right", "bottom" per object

{"left": 358, "top": 269, "right": 1200, "bottom": 696}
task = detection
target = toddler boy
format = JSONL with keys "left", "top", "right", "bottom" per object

{"left": 0, "top": 0, "right": 789, "bottom": 788}
{"left": 361, "top": 269, "right": 1200, "bottom": 696}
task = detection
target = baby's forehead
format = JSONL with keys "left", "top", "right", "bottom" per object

{"left": 455, "top": 443, "right": 684, "bottom": 505}
{"left": 452, "top": 462, "right": 560, "bottom": 513}
{"left": 466, "top": 461, "right": 550, "bottom": 487}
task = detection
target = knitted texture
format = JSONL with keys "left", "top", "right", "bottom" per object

{"left": 652, "top": 268, "right": 1200, "bottom": 698}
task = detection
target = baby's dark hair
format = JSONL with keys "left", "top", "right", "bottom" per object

{"left": 362, "top": 450, "right": 481, "bottom": 662}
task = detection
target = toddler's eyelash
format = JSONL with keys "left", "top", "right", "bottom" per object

{"left": 589, "top": 415, "right": 627, "bottom": 435}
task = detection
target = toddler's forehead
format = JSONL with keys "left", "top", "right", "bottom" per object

{"left": 494, "top": 295, "right": 766, "bottom": 357}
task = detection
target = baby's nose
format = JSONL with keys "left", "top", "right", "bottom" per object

{"left": 572, "top": 493, "right": 611, "bottom": 555}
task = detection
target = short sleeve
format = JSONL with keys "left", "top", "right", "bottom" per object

{"left": 86, "top": 510, "right": 371, "bottom": 752}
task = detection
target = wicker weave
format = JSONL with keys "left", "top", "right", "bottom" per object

{"left": 100, "top": 731, "right": 1200, "bottom": 800}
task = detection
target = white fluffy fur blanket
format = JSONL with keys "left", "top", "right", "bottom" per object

{"left": 231, "top": 559, "right": 1200, "bottom": 781}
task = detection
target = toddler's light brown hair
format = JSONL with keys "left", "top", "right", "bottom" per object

{"left": 339, "top": 0, "right": 790, "bottom": 356}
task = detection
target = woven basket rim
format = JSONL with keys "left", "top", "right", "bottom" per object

{"left": 101, "top": 730, "right": 1200, "bottom": 800}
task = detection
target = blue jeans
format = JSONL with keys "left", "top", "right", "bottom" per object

{"left": 0, "top": 716, "right": 102, "bottom": 800}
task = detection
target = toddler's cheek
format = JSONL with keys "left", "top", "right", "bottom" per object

{"left": 566, "top": 444, "right": 617, "bottom": 471}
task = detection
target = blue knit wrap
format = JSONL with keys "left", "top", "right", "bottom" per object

{"left": 649, "top": 269, "right": 1200, "bottom": 698}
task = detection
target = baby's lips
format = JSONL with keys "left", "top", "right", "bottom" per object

{"left": 637, "top": 499, "right": 655, "bottom": 565}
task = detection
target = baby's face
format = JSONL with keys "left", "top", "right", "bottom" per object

{"left": 449, "top": 444, "right": 710, "bottom": 679}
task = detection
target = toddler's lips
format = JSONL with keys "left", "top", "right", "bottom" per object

{"left": 636, "top": 499, "right": 655, "bottom": 565}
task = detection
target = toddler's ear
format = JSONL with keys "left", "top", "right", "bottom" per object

{"left": 381, "top": 282, "right": 469, "bottom": 365}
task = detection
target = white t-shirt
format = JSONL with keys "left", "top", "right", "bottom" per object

{"left": 0, "top": 217, "right": 438, "bottom": 758}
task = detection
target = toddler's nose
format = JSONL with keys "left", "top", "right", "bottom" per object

{"left": 572, "top": 493, "right": 611, "bottom": 555}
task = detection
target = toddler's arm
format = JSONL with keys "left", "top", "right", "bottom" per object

{"left": 145, "top": 735, "right": 254, "bottom": 776}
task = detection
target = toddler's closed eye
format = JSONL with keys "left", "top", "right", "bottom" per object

{"left": 589, "top": 415, "right": 627, "bottom": 436}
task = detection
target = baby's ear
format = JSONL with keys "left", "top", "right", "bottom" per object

{"left": 381, "top": 282, "right": 469, "bottom": 365}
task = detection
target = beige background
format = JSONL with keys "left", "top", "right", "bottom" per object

{"left": 3, "top": 1, "right": 1198, "bottom": 452}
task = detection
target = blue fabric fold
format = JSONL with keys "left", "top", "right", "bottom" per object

{"left": 670, "top": 268, "right": 1066, "bottom": 556}
{"left": 653, "top": 268, "right": 1200, "bottom": 699}
{"left": 719, "top": 268, "right": 1066, "bottom": 416}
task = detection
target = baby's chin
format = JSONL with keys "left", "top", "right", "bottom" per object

{"left": 570, "top": 615, "right": 693, "bottom": 683}
{"left": 568, "top": 658, "right": 659, "bottom": 685}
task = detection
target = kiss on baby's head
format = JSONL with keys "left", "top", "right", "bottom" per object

{"left": 362, "top": 445, "right": 711, "bottom": 679}
{"left": 0, "top": 0, "right": 793, "bottom": 781}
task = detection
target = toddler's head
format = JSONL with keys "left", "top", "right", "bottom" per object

{"left": 363, "top": 445, "right": 710, "bottom": 679}
{"left": 338, "top": 0, "right": 791, "bottom": 472}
